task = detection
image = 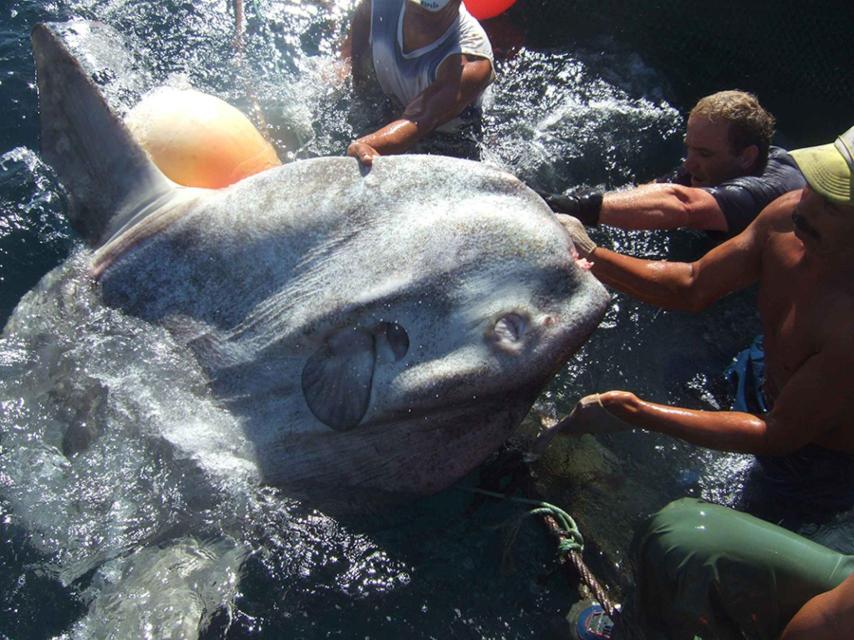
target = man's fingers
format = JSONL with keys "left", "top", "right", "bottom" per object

{"left": 576, "top": 393, "right": 604, "bottom": 411}
{"left": 555, "top": 214, "right": 597, "bottom": 257}
{"left": 559, "top": 393, "right": 633, "bottom": 436}
{"left": 347, "top": 141, "right": 379, "bottom": 167}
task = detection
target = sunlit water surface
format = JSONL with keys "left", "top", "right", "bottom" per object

{"left": 2, "top": 1, "right": 852, "bottom": 638}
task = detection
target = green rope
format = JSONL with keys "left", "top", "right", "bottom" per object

{"left": 465, "top": 487, "right": 621, "bottom": 618}
{"left": 530, "top": 506, "right": 584, "bottom": 554}
{"left": 465, "top": 487, "right": 585, "bottom": 555}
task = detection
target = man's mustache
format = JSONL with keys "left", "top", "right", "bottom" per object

{"left": 792, "top": 210, "right": 819, "bottom": 240}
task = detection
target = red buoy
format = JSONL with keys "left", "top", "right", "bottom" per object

{"left": 463, "top": 0, "right": 516, "bottom": 21}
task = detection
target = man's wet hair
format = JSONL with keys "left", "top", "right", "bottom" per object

{"left": 690, "top": 90, "right": 775, "bottom": 170}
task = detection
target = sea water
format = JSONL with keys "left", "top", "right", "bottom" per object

{"left": 1, "top": 1, "right": 850, "bottom": 638}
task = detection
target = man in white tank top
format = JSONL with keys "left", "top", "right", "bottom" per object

{"left": 342, "top": 0, "right": 495, "bottom": 165}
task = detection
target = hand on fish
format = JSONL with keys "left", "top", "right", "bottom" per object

{"left": 528, "top": 392, "right": 634, "bottom": 459}
{"left": 555, "top": 392, "right": 634, "bottom": 436}
{"left": 347, "top": 140, "right": 381, "bottom": 166}
{"left": 555, "top": 214, "right": 597, "bottom": 259}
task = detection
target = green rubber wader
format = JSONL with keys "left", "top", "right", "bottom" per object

{"left": 631, "top": 498, "right": 854, "bottom": 640}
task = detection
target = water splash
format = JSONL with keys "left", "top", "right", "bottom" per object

{"left": 3, "top": 1, "right": 837, "bottom": 637}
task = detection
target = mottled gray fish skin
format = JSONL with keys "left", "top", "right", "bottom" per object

{"left": 32, "top": 20, "right": 609, "bottom": 507}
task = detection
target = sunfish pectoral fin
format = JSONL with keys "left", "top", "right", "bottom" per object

{"left": 32, "top": 21, "right": 177, "bottom": 248}
{"left": 301, "top": 329, "right": 376, "bottom": 431}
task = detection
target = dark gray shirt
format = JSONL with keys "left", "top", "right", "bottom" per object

{"left": 658, "top": 146, "right": 806, "bottom": 237}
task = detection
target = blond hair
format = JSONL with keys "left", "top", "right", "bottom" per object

{"left": 690, "top": 91, "right": 775, "bottom": 168}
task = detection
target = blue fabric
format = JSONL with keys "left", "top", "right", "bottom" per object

{"left": 725, "top": 334, "right": 769, "bottom": 414}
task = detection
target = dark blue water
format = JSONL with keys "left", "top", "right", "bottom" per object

{"left": 2, "top": 1, "right": 852, "bottom": 638}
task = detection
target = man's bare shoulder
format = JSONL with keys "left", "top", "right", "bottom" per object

{"left": 729, "top": 189, "right": 802, "bottom": 260}
{"left": 753, "top": 189, "right": 802, "bottom": 232}
{"left": 708, "top": 189, "right": 801, "bottom": 265}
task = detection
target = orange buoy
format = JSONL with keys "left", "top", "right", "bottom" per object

{"left": 125, "top": 87, "right": 281, "bottom": 189}
{"left": 463, "top": 0, "right": 516, "bottom": 21}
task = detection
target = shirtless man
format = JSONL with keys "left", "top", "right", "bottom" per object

{"left": 558, "top": 123, "right": 854, "bottom": 461}
{"left": 543, "top": 91, "right": 805, "bottom": 237}
{"left": 558, "top": 124, "right": 854, "bottom": 640}
{"left": 342, "top": 0, "right": 494, "bottom": 166}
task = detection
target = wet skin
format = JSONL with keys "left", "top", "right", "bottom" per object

{"left": 756, "top": 188, "right": 854, "bottom": 454}
{"left": 566, "top": 187, "right": 854, "bottom": 457}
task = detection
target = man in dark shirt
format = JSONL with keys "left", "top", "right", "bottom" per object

{"left": 543, "top": 90, "right": 805, "bottom": 238}
{"left": 553, "top": 124, "right": 854, "bottom": 640}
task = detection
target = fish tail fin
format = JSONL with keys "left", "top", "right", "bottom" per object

{"left": 31, "top": 21, "right": 175, "bottom": 247}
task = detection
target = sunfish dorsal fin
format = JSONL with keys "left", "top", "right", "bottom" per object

{"left": 31, "top": 21, "right": 177, "bottom": 248}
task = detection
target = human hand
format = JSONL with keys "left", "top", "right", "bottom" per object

{"left": 555, "top": 393, "right": 633, "bottom": 436}
{"left": 555, "top": 214, "right": 597, "bottom": 259}
{"left": 347, "top": 140, "right": 380, "bottom": 166}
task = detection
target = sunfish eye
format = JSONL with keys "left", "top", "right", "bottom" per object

{"left": 493, "top": 313, "right": 527, "bottom": 344}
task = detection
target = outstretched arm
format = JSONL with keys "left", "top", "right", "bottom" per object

{"left": 598, "top": 183, "right": 728, "bottom": 231}
{"left": 573, "top": 191, "right": 801, "bottom": 312}
{"left": 539, "top": 182, "right": 728, "bottom": 231}
{"left": 347, "top": 53, "right": 492, "bottom": 165}
{"left": 585, "top": 225, "right": 760, "bottom": 312}
{"left": 551, "top": 191, "right": 852, "bottom": 457}
{"left": 564, "top": 391, "right": 767, "bottom": 453}
{"left": 559, "top": 298, "right": 854, "bottom": 456}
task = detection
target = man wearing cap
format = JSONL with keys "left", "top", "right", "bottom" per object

{"left": 342, "top": 0, "right": 494, "bottom": 166}
{"left": 553, "top": 126, "right": 854, "bottom": 638}
{"left": 557, "top": 124, "right": 854, "bottom": 511}
{"left": 542, "top": 90, "right": 805, "bottom": 238}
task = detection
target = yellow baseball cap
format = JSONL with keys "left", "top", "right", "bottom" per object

{"left": 790, "top": 125, "right": 854, "bottom": 205}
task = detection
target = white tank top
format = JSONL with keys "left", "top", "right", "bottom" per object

{"left": 369, "top": 0, "right": 494, "bottom": 109}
